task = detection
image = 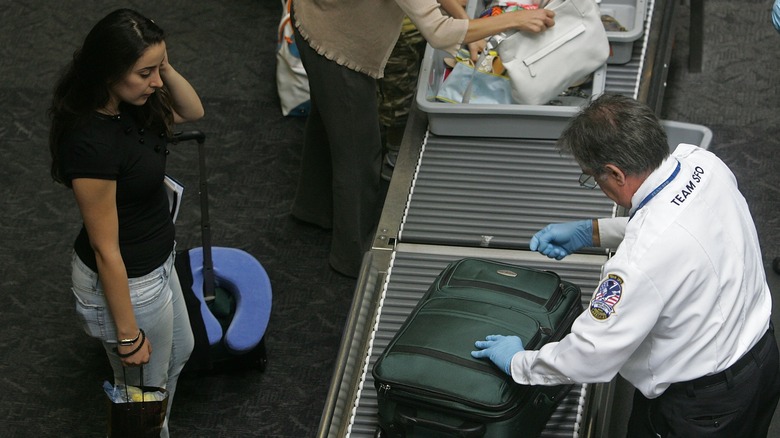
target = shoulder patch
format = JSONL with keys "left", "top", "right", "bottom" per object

{"left": 590, "top": 274, "right": 623, "bottom": 321}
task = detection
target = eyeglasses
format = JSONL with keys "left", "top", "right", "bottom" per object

{"left": 578, "top": 173, "right": 599, "bottom": 189}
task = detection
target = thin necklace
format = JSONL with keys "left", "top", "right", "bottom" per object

{"left": 98, "top": 108, "right": 119, "bottom": 115}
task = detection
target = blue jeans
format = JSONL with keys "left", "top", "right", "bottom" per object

{"left": 71, "top": 250, "right": 194, "bottom": 438}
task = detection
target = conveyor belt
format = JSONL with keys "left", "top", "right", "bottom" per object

{"left": 603, "top": 5, "right": 654, "bottom": 98}
{"left": 603, "top": 41, "right": 646, "bottom": 97}
{"left": 394, "top": 119, "right": 703, "bottom": 250}
{"left": 397, "top": 134, "right": 617, "bottom": 249}
{"left": 318, "top": 0, "right": 677, "bottom": 436}
{"left": 346, "top": 247, "right": 607, "bottom": 438}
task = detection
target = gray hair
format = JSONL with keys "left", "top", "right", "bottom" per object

{"left": 557, "top": 94, "right": 669, "bottom": 176}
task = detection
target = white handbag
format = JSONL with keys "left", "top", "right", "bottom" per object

{"left": 496, "top": 0, "right": 609, "bottom": 105}
{"left": 275, "top": 0, "right": 310, "bottom": 117}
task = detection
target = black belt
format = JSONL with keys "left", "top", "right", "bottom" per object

{"left": 670, "top": 326, "right": 773, "bottom": 393}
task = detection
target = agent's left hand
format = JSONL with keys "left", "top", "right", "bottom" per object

{"left": 471, "top": 334, "right": 524, "bottom": 376}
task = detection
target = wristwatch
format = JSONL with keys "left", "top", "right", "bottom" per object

{"left": 118, "top": 330, "right": 141, "bottom": 346}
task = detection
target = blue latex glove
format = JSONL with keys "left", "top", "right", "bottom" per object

{"left": 471, "top": 335, "right": 524, "bottom": 376}
{"left": 529, "top": 220, "right": 593, "bottom": 260}
{"left": 774, "top": 0, "right": 780, "bottom": 32}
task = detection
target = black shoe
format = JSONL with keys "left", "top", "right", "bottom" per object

{"left": 381, "top": 151, "right": 398, "bottom": 182}
{"left": 290, "top": 213, "right": 332, "bottom": 230}
{"left": 329, "top": 260, "right": 358, "bottom": 279}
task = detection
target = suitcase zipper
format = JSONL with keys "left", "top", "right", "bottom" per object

{"left": 376, "top": 377, "right": 532, "bottom": 418}
{"left": 388, "top": 343, "right": 539, "bottom": 376}
{"left": 438, "top": 260, "right": 565, "bottom": 312}
{"left": 549, "top": 283, "right": 584, "bottom": 341}
{"left": 412, "top": 299, "right": 544, "bottom": 349}
{"left": 545, "top": 278, "right": 565, "bottom": 311}
{"left": 444, "top": 278, "right": 565, "bottom": 313}
{"left": 446, "top": 279, "right": 548, "bottom": 306}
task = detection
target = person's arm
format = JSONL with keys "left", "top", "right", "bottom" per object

{"left": 438, "top": 0, "right": 487, "bottom": 61}
{"left": 529, "top": 216, "right": 629, "bottom": 260}
{"left": 596, "top": 216, "right": 628, "bottom": 248}
{"left": 160, "top": 50, "right": 204, "bottom": 124}
{"left": 462, "top": 8, "right": 554, "bottom": 43}
{"left": 72, "top": 178, "right": 152, "bottom": 366}
{"left": 399, "top": 0, "right": 554, "bottom": 52}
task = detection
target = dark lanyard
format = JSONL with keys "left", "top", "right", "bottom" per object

{"left": 629, "top": 160, "right": 681, "bottom": 220}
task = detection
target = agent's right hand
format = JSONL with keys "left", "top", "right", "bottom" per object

{"left": 510, "top": 8, "right": 555, "bottom": 33}
{"left": 529, "top": 220, "right": 592, "bottom": 260}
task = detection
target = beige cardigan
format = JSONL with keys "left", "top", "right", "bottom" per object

{"left": 294, "top": 0, "right": 468, "bottom": 79}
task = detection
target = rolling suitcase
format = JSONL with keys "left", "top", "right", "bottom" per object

{"left": 169, "top": 131, "right": 272, "bottom": 372}
{"left": 372, "top": 258, "right": 583, "bottom": 437}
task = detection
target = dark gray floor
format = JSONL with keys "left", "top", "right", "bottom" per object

{"left": 655, "top": 1, "right": 780, "bottom": 435}
{"left": 1, "top": 2, "right": 354, "bottom": 437}
{"left": 0, "top": 0, "right": 778, "bottom": 437}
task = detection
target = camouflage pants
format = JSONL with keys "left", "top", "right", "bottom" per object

{"left": 377, "top": 17, "right": 426, "bottom": 152}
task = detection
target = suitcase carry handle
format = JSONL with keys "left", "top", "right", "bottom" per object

{"left": 395, "top": 407, "right": 486, "bottom": 437}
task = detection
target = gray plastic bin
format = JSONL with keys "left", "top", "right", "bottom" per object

{"left": 600, "top": 0, "right": 647, "bottom": 64}
{"left": 416, "top": 45, "right": 607, "bottom": 139}
{"left": 663, "top": 120, "right": 713, "bottom": 150}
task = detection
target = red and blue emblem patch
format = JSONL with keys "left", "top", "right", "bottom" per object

{"left": 590, "top": 274, "right": 623, "bottom": 321}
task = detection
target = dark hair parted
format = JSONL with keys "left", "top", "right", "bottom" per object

{"left": 48, "top": 8, "right": 172, "bottom": 185}
{"left": 557, "top": 94, "right": 670, "bottom": 177}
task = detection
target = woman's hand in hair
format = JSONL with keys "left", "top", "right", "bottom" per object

{"left": 159, "top": 48, "right": 205, "bottom": 123}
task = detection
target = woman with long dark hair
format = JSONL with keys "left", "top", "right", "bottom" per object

{"left": 49, "top": 9, "right": 204, "bottom": 436}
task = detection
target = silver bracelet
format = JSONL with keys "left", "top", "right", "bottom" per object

{"left": 118, "top": 329, "right": 142, "bottom": 346}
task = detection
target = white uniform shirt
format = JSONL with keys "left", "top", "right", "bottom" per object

{"left": 511, "top": 144, "right": 772, "bottom": 398}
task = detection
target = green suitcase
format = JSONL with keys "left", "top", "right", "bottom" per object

{"left": 372, "top": 258, "right": 583, "bottom": 437}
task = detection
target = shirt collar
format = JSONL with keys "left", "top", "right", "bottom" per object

{"left": 628, "top": 155, "right": 678, "bottom": 217}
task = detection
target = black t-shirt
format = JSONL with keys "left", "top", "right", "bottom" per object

{"left": 59, "top": 111, "right": 174, "bottom": 278}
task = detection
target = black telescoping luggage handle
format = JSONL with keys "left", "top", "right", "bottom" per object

{"left": 169, "top": 130, "right": 215, "bottom": 302}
